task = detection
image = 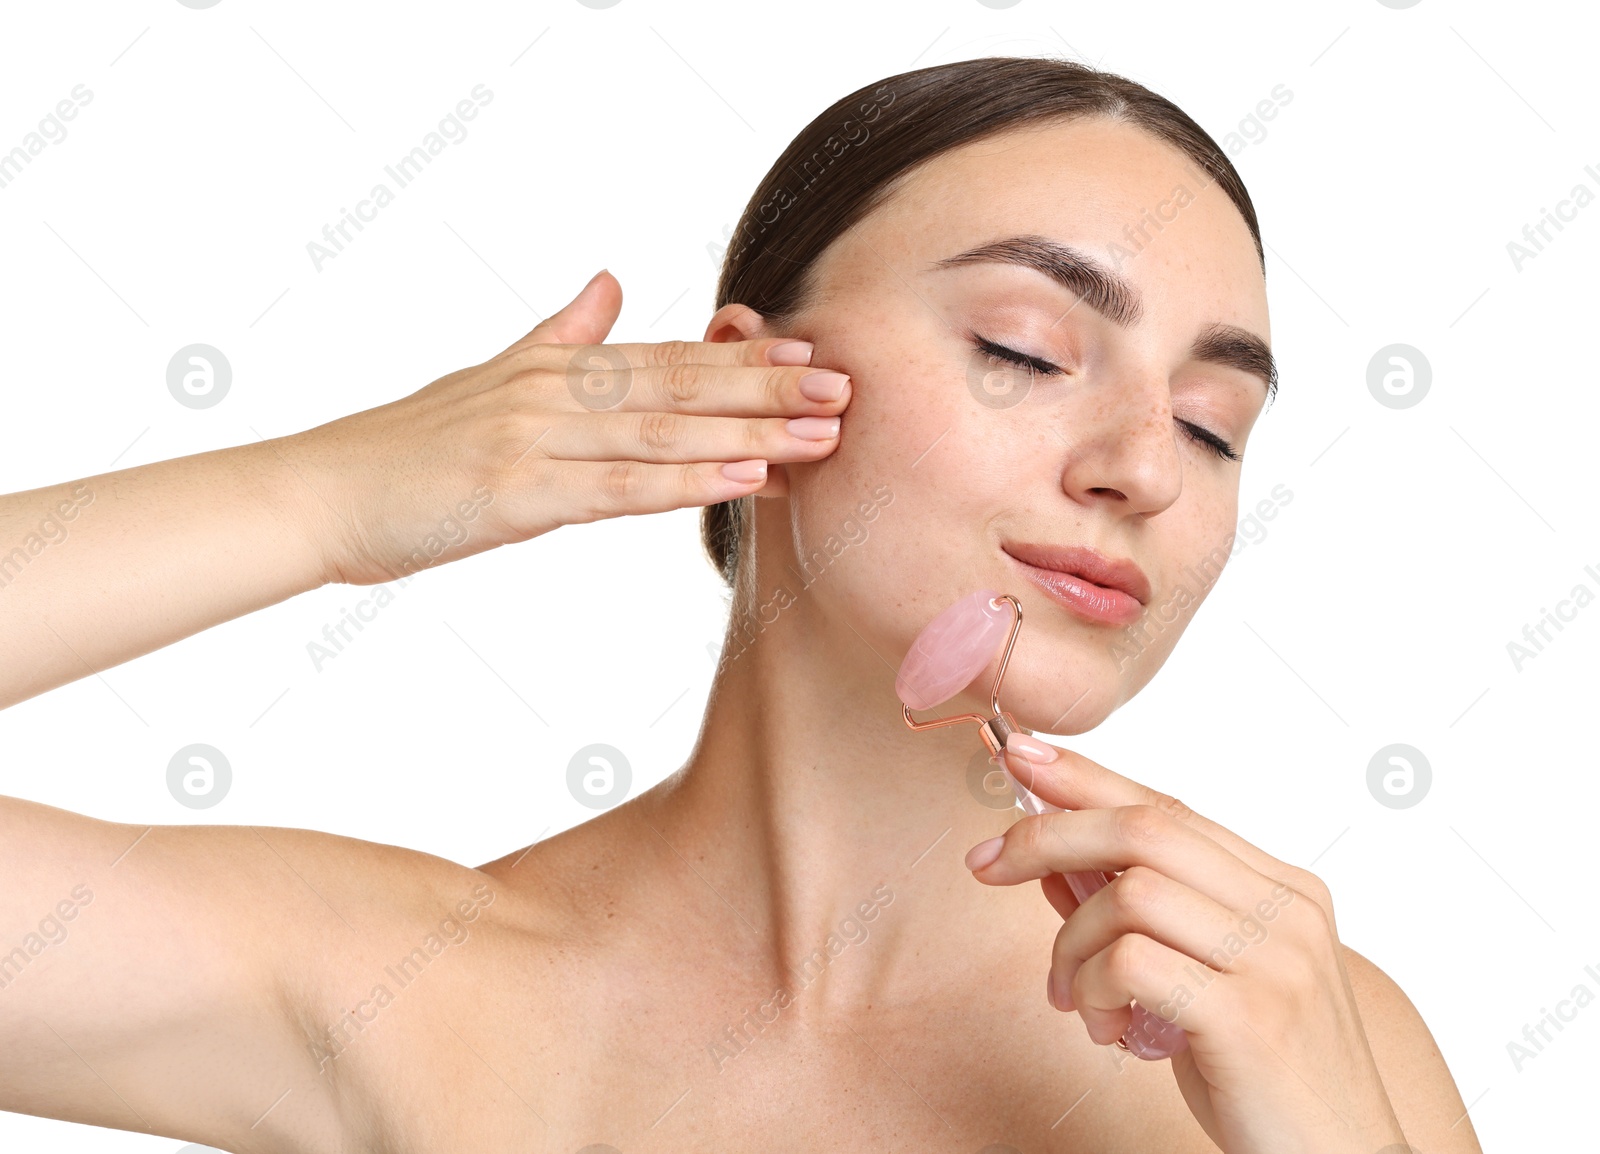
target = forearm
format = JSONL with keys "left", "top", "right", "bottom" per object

{"left": 0, "top": 435, "right": 330, "bottom": 708}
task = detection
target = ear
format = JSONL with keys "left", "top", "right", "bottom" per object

{"left": 703, "top": 303, "right": 794, "bottom": 499}
{"left": 703, "top": 302, "right": 765, "bottom": 346}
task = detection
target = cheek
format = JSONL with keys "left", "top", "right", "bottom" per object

{"left": 787, "top": 334, "right": 944, "bottom": 512}
{"left": 791, "top": 355, "right": 1021, "bottom": 548}
{"left": 779, "top": 349, "right": 1016, "bottom": 626}
{"left": 1144, "top": 487, "right": 1239, "bottom": 643}
{"left": 1181, "top": 488, "right": 1242, "bottom": 581}
{"left": 783, "top": 375, "right": 937, "bottom": 568}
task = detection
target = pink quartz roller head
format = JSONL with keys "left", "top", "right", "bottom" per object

{"left": 895, "top": 589, "right": 1015, "bottom": 713}
{"left": 896, "top": 589, "right": 1190, "bottom": 1062}
{"left": 895, "top": 590, "right": 1025, "bottom": 760}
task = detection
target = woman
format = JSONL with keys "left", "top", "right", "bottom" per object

{"left": 0, "top": 56, "right": 1478, "bottom": 1152}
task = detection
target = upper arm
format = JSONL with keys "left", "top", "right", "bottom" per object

{"left": 1342, "top": 944, "right": 1485, "bottom": 1152}
{"left": 0, "top": 794, "right": 484, "bottom": 1152}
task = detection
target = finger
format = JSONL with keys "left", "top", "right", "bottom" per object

{"left": 1068, "top": 932, "right": 1236, "bottom": 1048}
{"left": 1068, "top": 928, "right": 1203, "bottom": 1043}
{"left": 1039, "top": 871, "right": 1082, "bottom": 923}
{"left": 552, "top": 350, "right": 849, "bottom": 419}
{"left": 560, "top": 333, "right": 816, "bottom": 370}
{"left": 970, "top": 805, "right": 1284, "bottom": 916}
{"left": 495, "top": 272, "right": 817, "bottom": 375}
{"left": 508, "top": 325, "right": 817, "bottom": 376}
{"left": 505, "top": 269, "right": 622, "bottom": 352}
{"left": 1001, "top": 737, "right": 1302, "bottom": 888}
{"left": 524, "top": 410, "right": 841, "bottom": 466}
{"left": 542, "top": 457, "right": 772, "bottom": 525}
{"left": 1001, "top": 735, "right": 1183, "bottom": 819}
{"left": 614, "top": 362, "right": 852, "bottom": 419}
{"left": 1049, "top": 867, "right": 1242, "bottom": 1018}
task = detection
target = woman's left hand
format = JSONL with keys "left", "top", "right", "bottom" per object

{"left": 963, "top": 732, "right": 1408, "bottom": 1154}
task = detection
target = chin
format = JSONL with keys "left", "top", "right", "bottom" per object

{"left": 1006, "top": 670, "right": 1122, "bottom": 737}
{"left": 928, "top": 644, "right": 1124, "bottom": 739}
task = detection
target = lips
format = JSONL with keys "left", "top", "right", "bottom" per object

{"left": 1002, "top": 542, "right": 1151, "bottom": 627}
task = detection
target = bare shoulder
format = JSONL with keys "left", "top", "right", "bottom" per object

{"left": 0, "top": 795, "right": 518, "bottom": 1154}
{"left": 194, "top": 820, "right": 515, "bottom": 1055}
{"left": 283, "top": 824, "right": 611, "bottom": 1151}
{"left": 221, "top": 823, "right": 545, "bottom": 1149}
{"left": 230, "top": 819, "right": 520, "bottom": 1000}
{"left": 1341, "top": 944, "right": 1484, "bottom": 1152}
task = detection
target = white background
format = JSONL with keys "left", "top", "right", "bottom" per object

{"left": 1, "top": 0, "right": 1595, "bottom": 1150}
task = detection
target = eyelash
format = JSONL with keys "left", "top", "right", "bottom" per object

{"left": 972, "top": 335, "right": 1241, "bottom": 462}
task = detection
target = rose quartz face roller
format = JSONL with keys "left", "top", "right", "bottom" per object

{"left": 897, "top": 589, "right": 1189, "bottom": 1060}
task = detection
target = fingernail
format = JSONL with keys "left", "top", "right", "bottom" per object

{"left": 720, "top": 459, "right": 767, "bottom": 483}
{"left": 798, "top": 371, "right": 849, "bottom": 402}
{"left": 767, "top": 340, "right": 814, "bottom": 366}
{"left": 786, "top": 416, "right": 840, "bottom": 441}
{"left": 964, "top": 835, "right": 1005, "bottom": 871}
{"left": 1051, "top": 972, "right": 1075, "bottom": 1012}
{"left": 1047, "top": 971, "right": 1059, "bottom": 1011}
{"left": 1005, "top": 732, "right": 1058, "bottom": 763}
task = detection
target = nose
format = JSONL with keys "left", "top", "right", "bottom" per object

{"left": 1054, "top": 367, "right": 1185, "bottom": 518}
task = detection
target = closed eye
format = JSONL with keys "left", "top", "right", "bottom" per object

{"left": 972, "top": 334, "right": 1241, "bottom": 463}
{"left": 974, "top": 334, "right": 1063, "bottom": 376}
{"left": 1176, "top": 419, "right": 1240, "bottom": 462}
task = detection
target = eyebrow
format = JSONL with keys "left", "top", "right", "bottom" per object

{"left": 930, "top": 233, "right": 1278, "bottom": 401}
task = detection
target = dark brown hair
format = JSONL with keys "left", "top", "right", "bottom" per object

{"left": 702, "top": 54, "right": 1263, "bottom": 586}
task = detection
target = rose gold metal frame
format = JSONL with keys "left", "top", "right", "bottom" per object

{"left": 900, "top": 593, "right": 1028, "bottom": 758}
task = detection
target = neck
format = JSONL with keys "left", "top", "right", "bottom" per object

{"left": 633, "top": 555, "right": 1043, "bottom": 1017}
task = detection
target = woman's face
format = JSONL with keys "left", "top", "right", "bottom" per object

{"left": 727, "top": 117, "right": 1274, "bottom": 734}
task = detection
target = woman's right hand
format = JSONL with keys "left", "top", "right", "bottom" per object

{"left": 289, "top": 269, "right": 853, "bottom": 586}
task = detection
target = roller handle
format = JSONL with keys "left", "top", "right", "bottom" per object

{"left": 1001, "top": 761, "right": 1189, "bottom": 1060}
